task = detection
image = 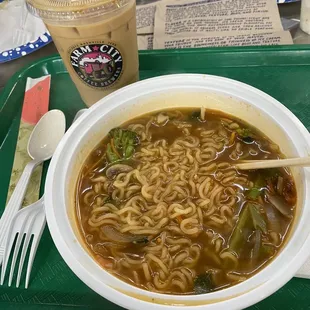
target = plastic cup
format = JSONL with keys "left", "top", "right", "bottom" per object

{"left": 26, "top": 0, "right": 139, "bottom": 107}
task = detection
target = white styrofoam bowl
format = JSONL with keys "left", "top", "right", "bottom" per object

{"left": 45, "top": 74, "right": 310, "bottom": 310}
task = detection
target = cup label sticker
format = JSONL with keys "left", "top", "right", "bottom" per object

{"left": 69, "top": 42, "right": 123, "bottom": 89}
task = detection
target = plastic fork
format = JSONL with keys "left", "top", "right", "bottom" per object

{"left": 0, "top": 109, "right": 86, "bottom": 288}
{"left": 0, "top": 196, "right": 45, "bottom": 288}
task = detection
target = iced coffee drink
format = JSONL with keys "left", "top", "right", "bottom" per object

{"left": 26, "top": 0, "right": 139, "bottom": 106}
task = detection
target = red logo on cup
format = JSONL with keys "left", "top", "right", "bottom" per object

{"left": 70, "top": 43, "right": 123, "bottom": 88}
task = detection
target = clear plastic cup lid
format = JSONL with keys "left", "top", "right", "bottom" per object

{"left": 26, "top": 0, "right": 130, "bottom": 22}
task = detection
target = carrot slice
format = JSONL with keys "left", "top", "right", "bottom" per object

{"left": 176, "top": 215, "right": 183, "bottom": 224}
{"left": 229, "top": 132, "right": 236, "bottom": 145}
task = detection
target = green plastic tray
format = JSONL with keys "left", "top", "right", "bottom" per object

{"left": 1, "top": 46, "right": 310, "bottom": 310}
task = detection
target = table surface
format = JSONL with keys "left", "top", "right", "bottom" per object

{"left": 0, "top": 1, "right": 306, "bottom": 94}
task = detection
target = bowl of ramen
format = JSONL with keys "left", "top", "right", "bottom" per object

{"left": 45, "top": 74, "right": 310, "bottom": 310}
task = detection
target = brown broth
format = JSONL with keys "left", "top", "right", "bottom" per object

{"left": 75, "top": 108, "right": 296, "bottom": 295}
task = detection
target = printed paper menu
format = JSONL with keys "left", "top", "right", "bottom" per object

{"left": 136, "top": 0, "right": 292, "bottom": 50}
{"left": 153, "top": 31, "right": 293, "bottom": 49}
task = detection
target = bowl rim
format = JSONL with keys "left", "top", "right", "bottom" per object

{"left": 45, "top": 73, "right": 310, "bottom": 310}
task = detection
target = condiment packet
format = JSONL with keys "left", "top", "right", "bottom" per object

{"left": 6, "top": 76, "right": 51, "bottom": 206}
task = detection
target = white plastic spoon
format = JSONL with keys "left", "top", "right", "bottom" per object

{"left": 0, "top": 110, "right": 66, "bottom": 265}
{"left": 0, "top": 109, "right": 84, "bottom": 287}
